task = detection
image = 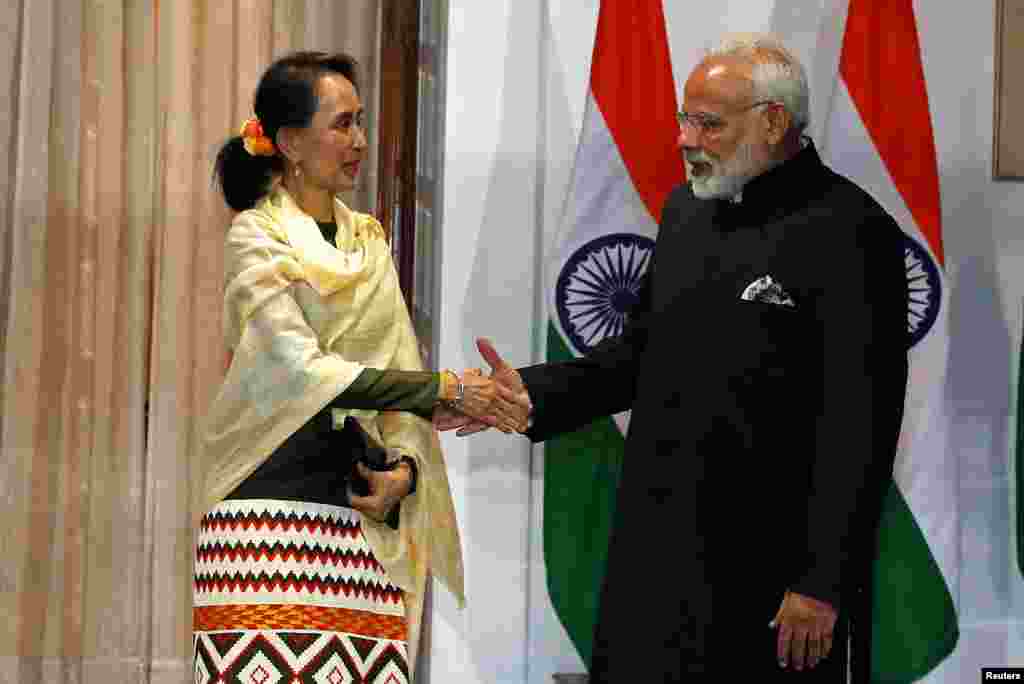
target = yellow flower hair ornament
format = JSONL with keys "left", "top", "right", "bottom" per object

{"left": 239, "top": 118, "right": 276, "bottom": 157}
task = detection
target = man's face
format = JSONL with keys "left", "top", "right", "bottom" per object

{"left": 677, "top": 57, "right": 773, "bottom": 199}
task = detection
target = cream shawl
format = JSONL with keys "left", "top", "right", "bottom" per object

{"left": 200, "top": 187, "right": 464, "bottom": 678}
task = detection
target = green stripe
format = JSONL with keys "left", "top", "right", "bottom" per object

{"left": 871, "top": 482, "right": 958, "bottom": 683}
{"left": 543, "top": 324, "right": 625, "bottom": 669}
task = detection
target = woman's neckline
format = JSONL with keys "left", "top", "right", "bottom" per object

{"left": 315, "top": 220, "right": 338, "bottom": 245}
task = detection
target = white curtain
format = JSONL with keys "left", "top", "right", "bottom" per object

{"left": 0, "top": 1, "right": 380, "bottom": 681}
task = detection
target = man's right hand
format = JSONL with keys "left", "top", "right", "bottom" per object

{"left": 433, "top": 338, "right": 533, "bottom": 436}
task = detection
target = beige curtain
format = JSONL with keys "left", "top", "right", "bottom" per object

{"left": 0, "top": 1, "right": 380, "bottom": 682}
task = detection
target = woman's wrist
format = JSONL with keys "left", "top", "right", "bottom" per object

{"left": 438, "top": 370, "right": 453, "bottom": 401}
{"left": 438, "top": 369, "right": 463, "bottom": 408}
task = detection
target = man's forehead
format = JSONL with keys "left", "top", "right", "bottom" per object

{"left": 704, "top": 62, "right": 733, "bottom": 80}
{"left": 684, "top": 57, "right": 753, "bottom": 105}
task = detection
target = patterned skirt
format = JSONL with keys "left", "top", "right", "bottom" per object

{"left": 193, "top": 499, "right": 409, "bottom": 684}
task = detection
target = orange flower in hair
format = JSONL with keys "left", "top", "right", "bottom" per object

{"left": 239, "top": 117, "right": 276, "bottom": 156}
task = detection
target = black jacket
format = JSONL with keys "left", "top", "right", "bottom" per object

{"left": 520, "top": 142, "right": 908, "bottom": 680}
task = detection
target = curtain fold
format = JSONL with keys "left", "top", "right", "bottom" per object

{"left": 0, "top": 2, "right": 381, "bottom": 681}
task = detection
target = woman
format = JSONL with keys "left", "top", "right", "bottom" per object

{"left": 195, "top": 51, "right": 518, "bottom": 684}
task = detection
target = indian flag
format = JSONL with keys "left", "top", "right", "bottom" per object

{"left": 543, "top": 0, "right": 683, "bottom": 668}
{"left": 818, "top": 1, "right": 958, "bottom": 680}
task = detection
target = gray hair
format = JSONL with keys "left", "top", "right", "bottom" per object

{"left": 706, "top": 32, "right": 810, "bottom": 132}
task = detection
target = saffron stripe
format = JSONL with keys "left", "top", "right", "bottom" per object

{"left": 589, "top": 0, "right": 683, "bottom": 223}
{"left": 840, "top": 0, "right": 944, "bottom": 265}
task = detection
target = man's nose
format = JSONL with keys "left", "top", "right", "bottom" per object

{"left": 678, "top": 122, "right": 700, "bottom": 151}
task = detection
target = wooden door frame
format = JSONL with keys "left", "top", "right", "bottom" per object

{"left": 376, "top": 0, "right": 421, "bottom": 301}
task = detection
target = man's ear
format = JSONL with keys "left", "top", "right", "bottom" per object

{"left": 275, "top": 126, "right": 303, "bottom": 165}
{"left": 763, "top": 104, "right": 792, "bottom": 146}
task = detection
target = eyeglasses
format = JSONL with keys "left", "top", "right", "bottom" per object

{"left": 676, "top": 100, "right": 778, "bottom": 136}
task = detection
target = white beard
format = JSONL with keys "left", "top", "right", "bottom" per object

{"left": 685, "top": 142, "right": 763, "bottom": 200}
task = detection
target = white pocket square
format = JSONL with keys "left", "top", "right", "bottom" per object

{"left": 740, "top": 274, "right": 796, "bottom": 308}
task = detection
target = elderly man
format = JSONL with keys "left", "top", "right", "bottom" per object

{"left": 445, "top": 34, "right": 908, "bottom": 682}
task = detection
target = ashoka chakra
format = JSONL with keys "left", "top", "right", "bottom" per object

{"left": 904, "top": 232, "right": 941, "bottom": 349}
{"left": 555, "top": 233, "right": 655, "bottom": 356}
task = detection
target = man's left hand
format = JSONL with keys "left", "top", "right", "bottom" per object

{"left": 770, "top": 590, "right": 837, "bottom": 671}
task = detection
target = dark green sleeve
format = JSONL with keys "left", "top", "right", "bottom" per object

{"left": 327, "top": 368, "right": 439, "bottom": 419}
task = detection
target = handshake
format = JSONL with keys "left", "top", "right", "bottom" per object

{"left": 433, "top": 338, "right": 532, "bottom": 436}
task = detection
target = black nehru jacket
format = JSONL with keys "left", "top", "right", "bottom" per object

{"left": 518, "top": 142, "right": 908, "bottom": 681}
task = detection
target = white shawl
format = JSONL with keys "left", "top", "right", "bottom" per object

{"left": 199, "top": 187, "right": 464, "bottom": 678}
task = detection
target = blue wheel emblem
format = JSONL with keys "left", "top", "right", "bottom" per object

{"left": 556, "top": 233, "right": 655, "bottom": 355}
{"left": 904, "top": 232, "right": 941, "bottom": 348}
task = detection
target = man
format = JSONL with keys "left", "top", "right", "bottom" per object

{"left": 443, "top": 34, "right": 908, "bottom": 682}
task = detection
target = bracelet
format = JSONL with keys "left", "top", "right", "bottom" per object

{"left": 441, "top": 369, "right": 464, "bottom": 409}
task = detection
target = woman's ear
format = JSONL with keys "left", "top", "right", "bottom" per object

{"left": 275, "top": 126, "right": 303, "bottom": 165}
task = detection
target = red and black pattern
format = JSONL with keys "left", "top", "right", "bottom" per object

{"left": 193, "top": 629, "right": 409, "bottom": 684}
{"left": 194, "top": 570, "right": 404, "bottom": 605}
{"left": 193, "top": 499, "right": 408, "bottom": 684}
{"left": 200, "top": 507, "right": 366, "bottom": 537}
{"left": 197, "top": 541, "right": 384, "bottom": 572}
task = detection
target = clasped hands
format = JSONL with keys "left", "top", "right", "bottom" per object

{"left": 434, "top": 338, "right": 531, "bottom": 435}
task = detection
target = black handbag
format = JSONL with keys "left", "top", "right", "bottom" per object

{"left": 340, "top": 417, "right": 401, "bottom": 529}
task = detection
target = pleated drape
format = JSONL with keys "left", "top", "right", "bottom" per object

{"left": 0, "top": 2, "right": 380, "bottom": 682}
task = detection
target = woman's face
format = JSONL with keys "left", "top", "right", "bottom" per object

{"left": 292, "top": 73, "right": 367, "bottom": 195}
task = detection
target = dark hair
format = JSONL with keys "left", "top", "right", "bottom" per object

{"left": 213, "top": 51, "right": 359, "bottom": 212}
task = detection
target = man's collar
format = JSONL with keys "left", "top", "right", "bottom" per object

{"left": 725, "top": 137, "right": 823, "bottom": 207}
{"left": 724, "top": 136, "right": 811, "bottom": 205}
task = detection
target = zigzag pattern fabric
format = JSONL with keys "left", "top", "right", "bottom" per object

{"left": 193, "top": 499, "right": 408, "bottom": 684}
